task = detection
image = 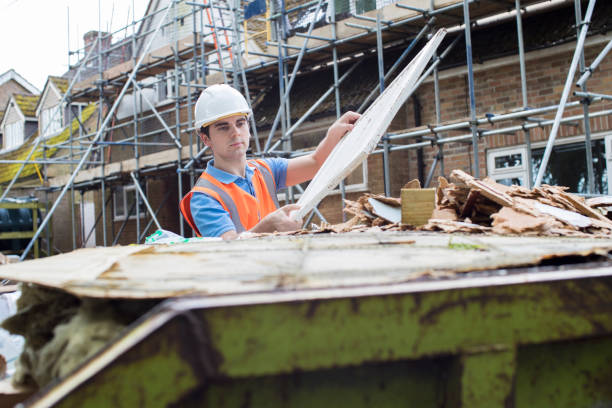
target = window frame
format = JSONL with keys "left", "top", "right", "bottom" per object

{"left": 487, "top": 132, "right": 611, "bottom": 193}
{"left": 604, "top": 134, "right": 612, "bottom": 194}
{"left": 113, "top": 185, "right": 147, "bottom": 221}
{"left": 486, "top": 145, "right": 528, "bottom": 187}
{"left": 41, "top": 105, "right": 63, "bottom": 138}
{"left": 3, "top": 121, "right": 24, "bottom": 150}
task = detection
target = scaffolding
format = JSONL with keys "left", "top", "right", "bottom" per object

{"left": 1, "top": 0, "right": 611, "bottom": 260}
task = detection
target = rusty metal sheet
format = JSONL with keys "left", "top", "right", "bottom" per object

{"left": 1, "top": 232, "right": 612, "bottom": 299}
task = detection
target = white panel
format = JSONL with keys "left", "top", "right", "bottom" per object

{"left": 295, "top": 29, "right": 447, "bottom": 219}
{"left": 81, "top": 201, "right": 96, "bottom": 248}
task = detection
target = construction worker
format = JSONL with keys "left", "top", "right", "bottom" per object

{"left": 180, "top": 84, "right": 360, "bottom": 239}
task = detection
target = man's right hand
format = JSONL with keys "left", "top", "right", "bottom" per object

{"left": 221, "top": 204, "right": 303, "bottom": 240}
{"left": 251, "top": 204, "right": 302, "bottom": 233}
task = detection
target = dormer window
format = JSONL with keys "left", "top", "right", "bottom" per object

{"left": 41, "top": 105, "right": 62, "bottom": 136}
{"left": 4, "top": 121, "right": 23, "bottom": 149}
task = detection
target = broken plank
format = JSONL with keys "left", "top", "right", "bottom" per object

{"left": 450, "top": 169, "right": 514, "bottom": 207}
{"left": 586, "top": 196, "right": 612, "bottom": 208}
{"left": 558, "top": 192, "right": 612, "bottom": 227}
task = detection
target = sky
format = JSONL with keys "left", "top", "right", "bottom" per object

{"left": 0, "top": 0, "right": 150, "bottom": 91}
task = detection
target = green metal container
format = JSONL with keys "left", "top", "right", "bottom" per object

{"left": 2, "top": 233, "right": 611, "bottom": 407}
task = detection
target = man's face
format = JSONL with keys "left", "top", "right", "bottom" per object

{"left": 201, "top": 115, "right": 250, "bottom": 161}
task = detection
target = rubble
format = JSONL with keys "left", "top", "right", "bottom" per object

{"left": 435, "top": 170, "right": 612, "bottom": 237}
{"left": 340, "top": 194, "right": 407, "bottom": 232}
{"left": 318, "top": 170, "right": 612, "bottom": 238}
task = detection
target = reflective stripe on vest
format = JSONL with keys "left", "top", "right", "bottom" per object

{"left": 249, "top": 160, "right": 280, "bottom": 209}
{"left": 193, "top": 177, "right": 247, "bottom": 233}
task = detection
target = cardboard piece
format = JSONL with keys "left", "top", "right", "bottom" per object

{"left": 534, "top": 202, "right": 592, "bottom": 228}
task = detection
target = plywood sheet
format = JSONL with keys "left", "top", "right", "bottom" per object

{"left": 1, "top": 232, "right": 611, "bottom": 300}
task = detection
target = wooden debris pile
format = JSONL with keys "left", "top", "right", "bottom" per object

{"left": 422, "top": 169, "right": 612, "bottom": 237}
{"left": 316, "top": 194, "right": 405, "bottom": 233}
{"left": 314, "top": 170, "right": 612, "bottom": 237}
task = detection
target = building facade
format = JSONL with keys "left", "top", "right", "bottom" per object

{"left": 2, "top": 0, "right": 611, "bottom": 254}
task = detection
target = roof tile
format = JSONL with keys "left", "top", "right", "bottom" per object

{"left": 49, "top": 76, "right": 69, "bottom": 95}
{"left": 13, "top": 93, "right": 40, "bottom": 118}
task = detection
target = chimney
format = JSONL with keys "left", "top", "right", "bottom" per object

{"left": 83, "top": 30, "right": 112, "bottom": 55}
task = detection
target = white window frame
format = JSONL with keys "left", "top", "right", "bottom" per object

{"left": 488, "top": 132, "right": 612, "bottom": 192}
{"left": 3, "top": 121, "right": 24, "bottom": 150}
{"left": 41, "top": 105, "right": 63, "bottom": 137}
{"left": 113, "top": 185, "right": 147, "bottom": 221}
{"left": 156, "top": 70, "right": 175, "bottom": 102}
{"left": 487, "top": 146, "right": 529, "bottom": 187}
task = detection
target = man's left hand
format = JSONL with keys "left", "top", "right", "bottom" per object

{"left": 326, "top": 111, "right": 361, "bottom": 142}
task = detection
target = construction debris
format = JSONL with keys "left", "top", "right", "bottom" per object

{"left": 341, "top": 194, "right": 405, "bottom": 232}
{"left": 319, "top": 170, "right": 612, "bottom": 238}
{"left": 401, "top": 187, "right": 435, "bottom": 226}
{"left": 2, "top": 284, "right": 157, "bottom": 389}
{"left": 0, "top": 253, "right": 19, "bottom": 266}
{"left": 426, "top": 170, "right": 612, "bottom": 237}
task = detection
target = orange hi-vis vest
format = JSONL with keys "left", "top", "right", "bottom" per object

{"left": 180, "top": 159, "right": 280, "bottom": 237}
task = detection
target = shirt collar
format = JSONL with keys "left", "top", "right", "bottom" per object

{"left": 206, "top": 160, "right": 254, "bottom": 184}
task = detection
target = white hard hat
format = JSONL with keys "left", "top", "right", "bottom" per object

{"left": 194, "top": 84, "right": 252, "bottom": 129}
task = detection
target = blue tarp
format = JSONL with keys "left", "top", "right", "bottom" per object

{"left": 244, "top": 0, "right": 266, "bottom": 19}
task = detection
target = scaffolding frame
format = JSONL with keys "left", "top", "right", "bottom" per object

{"left": 1, "top": 0, "right": 610, "bottom": 260}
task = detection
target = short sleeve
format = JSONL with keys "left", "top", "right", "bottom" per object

{"left": 263, "top": 157, "right": 289, "bottom": 190}
{"left": 190, "top": 192, "right": 236, "bottom": 237}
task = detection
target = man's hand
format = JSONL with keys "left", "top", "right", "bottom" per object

{"left": 251, "top": 204, "right": 302, "bottom": 234}
{"left": 326, "top": 111, "right": 360, "bottom": 143}
{"left": 221, "top": 204, "right": 302, "bottom": 240}
{"left": 286, "top": 111, "right": 361, "bottom": 186}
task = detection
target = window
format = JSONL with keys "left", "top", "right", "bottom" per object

{"left": 41, "top": 105, "right": 63, "bottom": 137}
{"left": 531, "top": 139, "right": 607, "bottom": 195}
{"left": 157, "top": 70, "right": 175, "bottom": 101}
{"left": 487, "top": 136, "right": 611, "bottom": 194}
{"left": 117, "top": 77, "right": 159, "bottom": 119}
{"left": 113, "top": 185, "right": 147, "bottom": 221}
{"left": 3, "top": 121, "right": 23, "bottom": 150}
{"left": 487, "top": 146, "right": 528, "bottom": 187}
{"left": 157, "top": 69, "right": 188, "bottom": 102}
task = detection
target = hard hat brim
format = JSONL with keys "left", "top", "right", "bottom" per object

{"left": 195, "top": 111, "right": 252, "bottom": 130}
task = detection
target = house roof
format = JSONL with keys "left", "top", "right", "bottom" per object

{"left": 0, "top": 69, "right": 40, "bottom": 94}
{"left": 13, "top": 93, "right": 40, "bottom": 118}
{"left": 49, "top": 76, "right": 69, "bottom": 95}
{"left": 35, "top": 76, "right": 70, "bottom": 114}
{"left": 0, "top": 103, "right": 98, "bottom": 184}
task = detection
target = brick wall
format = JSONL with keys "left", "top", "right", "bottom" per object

{"left": 401, "top": 39, "right": 611, "bottom": 185}
{"left": 94, "top": 173, "right": 184, "bottom": 245}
